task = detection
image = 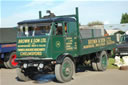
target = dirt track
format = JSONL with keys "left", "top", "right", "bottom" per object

{"left": 0, "top": 68, "right": 128, "bottom": 85}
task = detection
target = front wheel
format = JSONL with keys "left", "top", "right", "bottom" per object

{"left": 16, "top": 68, "right": 30, "bottom": 81}
{"left": 92, "top": 62, "right": 98, "bottom": 71}
{"left": 55, "top": 57, "right": 75, "bottom": 83}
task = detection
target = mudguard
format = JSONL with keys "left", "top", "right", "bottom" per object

{"left": 56, "top": 53, "right": 74, "bottom": 64}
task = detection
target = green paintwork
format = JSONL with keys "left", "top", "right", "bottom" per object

{"left": 80, "top": 35, "right": 117, "bottom": 56}
{"left": 17, "top": 36, "right": 49, "bottom": 58}
{"left": 62, "top": 62, "right": 71, "bottom": 77}
{"left": 16, "top": 7, "right": 117, "bottom": 61}
{"left": 102, "top": 55, "right": 107, "bottom": 68}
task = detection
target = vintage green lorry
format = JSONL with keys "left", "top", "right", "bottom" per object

{"left": 16, "top": 8, "right": 116, "bottom": 82}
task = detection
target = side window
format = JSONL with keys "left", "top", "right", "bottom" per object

{"left": 55, "top": 23, "right": 63, "bottom": 35}
{"left": 64, "top": 23, "right": 67, "bottom": 34}
{"left": 28, "top": 27, "right": 34, "bottom": 36}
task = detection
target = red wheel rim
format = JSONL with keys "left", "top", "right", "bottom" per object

{"left": 11, "top": 54, "right": 18, "bottom": 66}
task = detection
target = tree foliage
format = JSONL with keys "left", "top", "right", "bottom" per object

{"left": 120, "top": 13, "right": 128, "bottom": 24}
{"left": 115, "top": 31, "right": 125, "bottom": 35}
{"left": 87, "top": 21, "right": 104, "bottom": 26}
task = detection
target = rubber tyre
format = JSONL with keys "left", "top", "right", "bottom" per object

{"left": 55, "top": 57, "right": 75, "bottom": 83}
{"left": 4, "top": 54, "right": 10, "bottom": 68}
{"left": 16, "top": 68, "right": 30, "bottom": 81}
{"left": 5, "top": 52, "right": 18, "bottom": 69}
{"left": 4, "top": 62, "right": 9, "bottom": 68}
{"left": 92, "top": 62, "right": 98, "bottom": 71}
{"left": 97, "top": 51, "right": 108, "bottom": 71}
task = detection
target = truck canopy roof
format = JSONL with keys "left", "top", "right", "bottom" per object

{"left": 0, "top": 28, "right": 17, "bottom": 44}
{"left": 18, "top": 17, "right": 76, "bottom": 25}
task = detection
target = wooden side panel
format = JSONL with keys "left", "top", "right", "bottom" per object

{"left": 80, "top": 35, "right": 117, "bottom": 55}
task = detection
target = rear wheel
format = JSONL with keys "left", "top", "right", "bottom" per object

{"left": 4, "top": 52, "right": 18, "bottom": 69}
{"left": 55, "top": 57, "right": 75, "bottom": 83}
{"left": 92, "top": 62, "right": 98, "bottom": 71}
{"left": 97, "top": 51, "right": 108, "bottom": 71}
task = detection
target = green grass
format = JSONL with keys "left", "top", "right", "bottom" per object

{"left": 107, "top": 58, "right": 119, "bottom": 69}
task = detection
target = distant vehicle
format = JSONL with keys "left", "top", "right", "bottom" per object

{"left": 16, "top": 7, "right": 117, "bottom": 82}
{"left": 0, "top": 28, "right": 18, "bottom": 68}
{"left": 115, "top": 35, "right": 128, "bottom": 57}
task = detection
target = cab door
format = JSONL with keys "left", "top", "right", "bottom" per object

{"left": 51, "top": 22, "right": 65, "bottom": 59}
{"left": 64, "top": 22, "right": 78, "bottom": 57}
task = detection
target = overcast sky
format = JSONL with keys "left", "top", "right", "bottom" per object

{"left": 1, "top": 0, "right": 128, "bottom": 27}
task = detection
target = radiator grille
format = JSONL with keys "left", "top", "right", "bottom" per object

{"left": 118, "top": 48, "right": 128, "bottom": 53}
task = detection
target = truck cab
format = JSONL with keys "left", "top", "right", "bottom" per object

{"left": 17, "top": 17, "right": 79, "bottom": 61}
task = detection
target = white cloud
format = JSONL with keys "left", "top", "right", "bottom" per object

{"left": 25, "top": 0, "right": 55, "bottom": 7}
{"left": 70, "top": 0, "right": 128, "bottom": 1}
{"left": 104, "top": 20, "right": 110, "bottom": 24}
{"left": 50, "top": 0, "right": 82, "bottom": 15}
{"left": 1, "top": 10, "right": 38, "bottom": 27}
{"left": 1, "top": 0, "right": 67, "bottom": 27}
{"left": 0, "top": 0, "right": 112, "bottom": 27}
{"left": 1, "top": 0, "right": 128, "bottom": 27}
{"left": 1, "top": 0, "right": 55, "bottom": 27}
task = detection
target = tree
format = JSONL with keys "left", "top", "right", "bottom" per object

{"left": 120, "top": 13, "right": 128, "bottom": 24}
{"left": 87, "top": 21, "right": 104, "bottom": 26}
{"left": 115, "top": 31, "right": 125, "bottom": 35}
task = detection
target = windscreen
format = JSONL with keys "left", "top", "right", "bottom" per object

{"left": 18, "top": 23, "right": 51, "bottom": 37}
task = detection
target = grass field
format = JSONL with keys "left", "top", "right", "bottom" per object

{"left": 108, "top": 58, "right": 119, "bottom": 69}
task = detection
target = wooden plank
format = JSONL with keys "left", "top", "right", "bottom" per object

{"left": 80, "top": 35, "right": 116, "bottom": 55}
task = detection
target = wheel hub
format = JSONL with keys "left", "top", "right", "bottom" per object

{"left": 63, "top": 62, "right": 71, "bottom": 77}
{"left": 102, "top": 55, "right": 107, "bottom": 67}
{"left": 11, "top": 54, "right": 18, "bottom": 66}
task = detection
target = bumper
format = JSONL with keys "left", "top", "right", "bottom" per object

{"left": 15, "top": 57, "right": 53, "bottom": 61}
{"left": 15, "top": 57, "right": 54, "bottom": 70}
{"left": 116, "top": 52, "right": 128, "bottom": 56}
